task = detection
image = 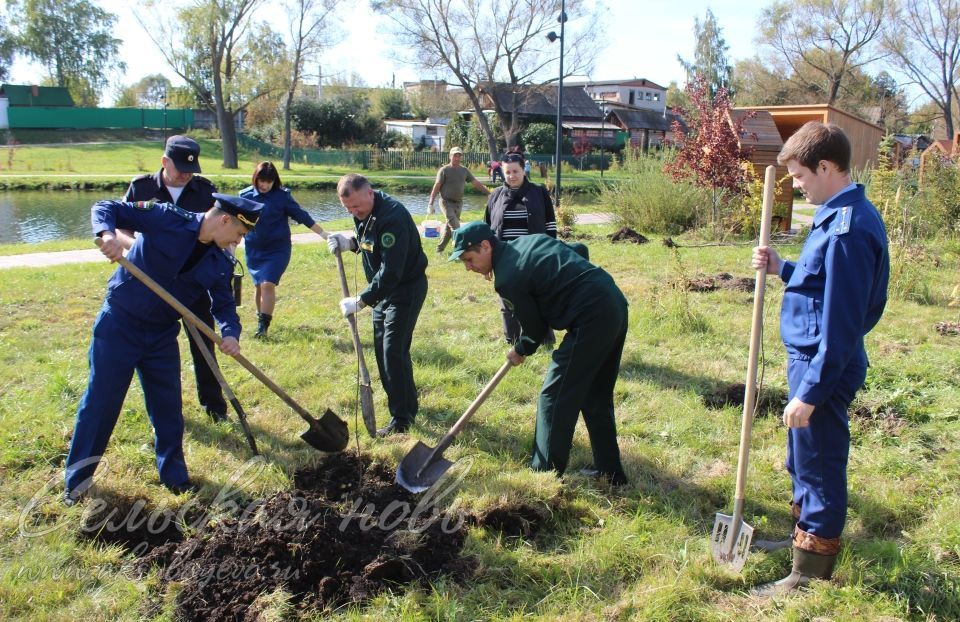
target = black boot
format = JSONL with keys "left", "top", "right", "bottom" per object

{"left": 751, "top": 547, "right": 837, "bottom": 596}
{"left": 376, "top": 418, "right": 410, "bottom": 437}
{"left": 254, "top": 312, "right": 272, "bottom": 339}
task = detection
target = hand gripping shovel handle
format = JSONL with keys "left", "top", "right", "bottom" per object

{"left": 184, "top": 321, "right": 259, "bottom": 456}
{"left": 431, "top": 360, "right": 513, "bottom": 459}
{"left": 97, "top": 239, "right": 338, "bottom": 437}
{"left": 727, "top": 165, "right": 777, "bottom": 551}
{"left": 334, "top": 247, "right": 377, "bottom": 437}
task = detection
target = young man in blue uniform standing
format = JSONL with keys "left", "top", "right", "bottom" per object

{"left": 449, "top": 221, "right": 629, "bottom": 486}
{"left": 752, "top": 122, "right": 889, "bottom": 594}
{"left": 63, "top": 194, "right": 261, "bottom": 505}
{"left": 326, "top": 174, "right": 429, "bottom": 437}
{"left": 121, "top": 135, "right": 230, "bottom": 423}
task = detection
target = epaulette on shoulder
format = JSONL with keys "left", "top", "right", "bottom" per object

{"left": 193, "top": 175, "right": 215, "bottom": 188}
{"left": 131, "top": 173, "right": 153, "bottom": 182}
{"left": 833, "top": 205, "right": 852, "bottom": 236}
{"left": 167, "top": 204, "right": 195, "bottom": 220}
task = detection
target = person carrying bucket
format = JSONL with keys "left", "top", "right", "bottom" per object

{"left": 427, "top": 147, "right": 490, "bottom": 254}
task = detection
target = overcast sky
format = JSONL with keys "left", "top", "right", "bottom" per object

{"left": 6, "top": 0, "right": 918, "bottom": 106}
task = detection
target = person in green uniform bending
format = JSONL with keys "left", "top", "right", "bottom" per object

{"left": 449, "top": 221, "right": 629, "bottom": 485}
{"left": 327, "top": 174, "right": 429, "bottom": 437}
{"left": 427, "top": 146, "right": 491, "bottom": 253}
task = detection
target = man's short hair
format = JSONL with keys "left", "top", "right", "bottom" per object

{"left": 777, "top": 122, "right": 851, "bottom": 173}
{"left": 337, "top": 173, "right": 371, "bottom": 198}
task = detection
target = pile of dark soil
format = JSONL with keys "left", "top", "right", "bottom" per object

{"left": 850, "top": 405, "right": 908, "bottom": 436}
{"left": 134, "top": 453, "right": 473, "bottom": 619}
{"left": 935, "top": 321, "right": 960, "bottom": 336}
{"left": 703, "top": 383, "right": 787, "bottom": 414}
{"left": 684, "top": 273, "right": 755, "bottom": 293}
{"left": 609, "top": 227, "right": 649, "bottom": 244}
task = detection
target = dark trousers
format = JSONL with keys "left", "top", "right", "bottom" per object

{"left": 531, "top": 291, "right": 627, "bottom": 482}
{"left": 65, "top": 306, "right": 189, "bottom": 493}
{"left": 372, "top": 275, "right": 427, "bottom": 424}
{"left": 786, "top": 353, "right": 867, "bottom": 539}
{"left": 185, "top": 297, "right": 227, "bottom": 415}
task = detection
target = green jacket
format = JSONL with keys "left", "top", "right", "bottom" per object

{"left": 354, "top": 191, "right": 428, "bottom": 306}
{"left": 492, "top": 234, "right": 626, "bottom": 356}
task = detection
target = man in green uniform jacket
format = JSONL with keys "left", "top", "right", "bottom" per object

{"left": 327, "top": 174, "right": 429, "bottom": 436}
{"left": 449, "top": 221, "right": 629, "bottom": 485}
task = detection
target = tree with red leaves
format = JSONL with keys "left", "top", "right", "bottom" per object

{"left": 666, "top": 73, "right": 754, "bottom": 226}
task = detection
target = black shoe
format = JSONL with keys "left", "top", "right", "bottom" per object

{"left": 376, "top": 420, "right": 410, "bottom": 437}
{"left": 578, "top": 467, "right": 628, "bottom": 487}
{"left": 62, "top": 490, "right": 84, "bottom": 507}
{"left": 254, "top": 326, "right": 268, "bottom": 339}
{"left": 206, "top": 407, "right": 229, "bottom": 423}
{"left": 164, "top": 480, "right": 200, "bottom": 495}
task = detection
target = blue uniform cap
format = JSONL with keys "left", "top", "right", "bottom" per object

{"left": 164, "top": 135, "right": 202, "bottom": 174}
{"left": 448, "top": 221, "right": 495, "bottom": 261}
{"left": 213, "top": 193, "right": 262, "bottom": 229}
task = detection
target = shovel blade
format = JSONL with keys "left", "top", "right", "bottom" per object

{"left": 359, "top": 384, "right": 377, "bottom": 437}
{"left": 711, "top": 512, "right": 754, "bottom": 572}
{"left": 396, "top": 441, "right": 454, "bottom": 493}
{"left": 300, "top": 408, "right": 349, "bottom": 452}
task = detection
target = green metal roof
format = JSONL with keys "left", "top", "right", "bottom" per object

{"left": 0, "top": 84, "right": 75, "bottom": 107}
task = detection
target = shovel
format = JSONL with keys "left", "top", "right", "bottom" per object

{"left": 711, "top": 165, "right": 776, "bottom": 571}
{"left": 333, "top": 247, "right": 377, "bottom": 437}
{"left": 184, "top": 321, "right": 259, "bottom": 456}
{"left": 397, "top": 360, "right": 512, "bottom": 493}
{"left": 99, "top": 241, "right": 349, "bottom": 452}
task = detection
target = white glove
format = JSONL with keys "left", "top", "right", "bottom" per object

{"left": 327, "top": 233, "right": 356, "bottom": 254}
{"left": 339, "top": 296, "right": 366, "bottom": 317}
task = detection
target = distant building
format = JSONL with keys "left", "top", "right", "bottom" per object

{"left": 566, "top": 78, "right": 667, "bottom": 113}
{"left": 604, "top": 103, "right": 684, "bottom": 150}
{"left": 383, "top": 118, "right": 448, "bottom": 150}
{"left": 0, "top": 84, "right": 75, "bottom": 107}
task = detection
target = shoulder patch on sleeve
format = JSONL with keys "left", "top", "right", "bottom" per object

{"left": 833, "top": 205, "right": 852, "bottom": 236}
{"left": 381, "top": 231, "right": 396, "bottom": 249}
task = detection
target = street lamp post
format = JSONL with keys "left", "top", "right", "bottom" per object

{"left": 547, "top": 0, "right": 567, "bottom": 208}
{"left": 161, "top": 92, "right": 168, "bottom": 142}
{"left": 600, "top": 103, "right": 605, "bottom": 178}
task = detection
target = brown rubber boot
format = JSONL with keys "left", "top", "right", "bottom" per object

{"left": 751, "top": 527, "right": 839, "bottom": 596}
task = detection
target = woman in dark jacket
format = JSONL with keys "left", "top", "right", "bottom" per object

{"left": 484, "top": 151, "right": 558, "bottom": 343}
{"left": 241, "top": 161, "right": 326, "bottom": 338}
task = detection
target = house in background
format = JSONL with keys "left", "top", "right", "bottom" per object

{"left": 477, "top": 82, "right": 604, "bottom": 129}
{"left": 568, "top": 78, "right": 667, "bottom": 113}
{"left": 604, "top": 104, "right": 684, "bottom": 150}
{"left": 919, "top": 131, "right": 959, "bottom": 185}
{"left": 383, "top": 118, "right": 448, "bottom": 150}
{"left": 730, "top": 109, "right": 792, "bottom": 230}
{"left": 1, "top": 84, "right": 74, "bottom": 129}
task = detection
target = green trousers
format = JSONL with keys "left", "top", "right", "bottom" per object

{"left": 436, "top": 198, "right": 463, "bottom": 252}
{"left": 531, "top": 286, "right": 628, "bottom": 483}
{"left": 372, "top": 275, "right": 427, "bottom": 424}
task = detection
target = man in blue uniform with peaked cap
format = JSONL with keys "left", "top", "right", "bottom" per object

{"left": 752, "top": 122, "right": 889, "bottom": 594}
{"left": 63, "top": 194, "right": 261, "bottom": 505}
{"left": 121, "top": 135, "right": 229, "bottom": 423}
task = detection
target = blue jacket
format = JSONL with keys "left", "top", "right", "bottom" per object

{"left": 91, "top": 200, "right": 242, "bottom": 339}
{"left": 239, "top": 186, "right": 316, "bottom": 248}
{"left": 123, "top": 170, "right": 217, "bottom": 213}
{"left": 778, "top": 184, "right": 888, "bottom": 405}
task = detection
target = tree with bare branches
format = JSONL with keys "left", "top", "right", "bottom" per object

{"left": 373, "top": 0, "right": 600, "bottom": 158}
{"left": 757, "top": 0, "right": 886, "bottom": 105}
{"left": 138, "top": 0, "right": 289, "bottom": 168}
{"left": 880, "top": 0, "right": 960, "bottom": 138}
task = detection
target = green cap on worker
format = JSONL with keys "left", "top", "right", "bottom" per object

{"left": 213, "top": 193, "right": 262, "bottom": 229}
{"left": 448, "top": 221, "right": 495, "bottom": 261}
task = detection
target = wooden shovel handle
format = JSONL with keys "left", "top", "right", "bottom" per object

{"left": 732, "top": 165, "right": 777, "bottom": 506}
{"left": 432, "top": 360, "right": 513, "bottom": 457}
{"left": 334, "top": 248, "right": 373, "bottom": 388}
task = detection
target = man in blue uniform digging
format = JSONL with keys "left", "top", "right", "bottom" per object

{"left": 752, "top": 122, "right": 889, "bottom": 594}
{"left": 63, "top": 194, "right": 261, "bottom": 505}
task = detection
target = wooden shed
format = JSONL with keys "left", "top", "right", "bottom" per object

{"left": 730, "top": 109, "right": 792, "bottom": 230}
{"left": 734, "top": 104, "right": 885, "bottom": 172}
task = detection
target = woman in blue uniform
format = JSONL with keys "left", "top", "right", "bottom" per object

{"left": 240, "top": 161, "right": 327, "bottom": 338}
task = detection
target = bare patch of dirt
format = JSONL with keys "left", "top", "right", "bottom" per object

{"left": 850, "top": 405, "right": 908, "bottom": 436}
{"left": 683, "top": 273, "right": 755, "bottom": 293}
{"left": 935, "top": 321, "right": 960, "bottom": 336}
{"left": 703, "top": 383, "right": 787, "bottom": 415}
{"left": 609, "top": 227, "right": 649, "bottom": 244}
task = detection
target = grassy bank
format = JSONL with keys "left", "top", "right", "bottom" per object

{"left": 1, "top": 223, "right": 958, "bottom": 620}
{"left": 0, "top": 138, "right": 621, "bottom": 193}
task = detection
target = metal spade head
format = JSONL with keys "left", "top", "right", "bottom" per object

{"left": 300, "top": 408, "right": 349, "bottom": 452}
{"left": 396, "top": 441, "right": 454, "bottom": 493}
{"left": 711, "top": 512, "right": 754, "bottom": 572}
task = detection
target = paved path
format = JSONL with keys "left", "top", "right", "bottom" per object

{"left": 0, "top": 213, "right": 615, "bottom": 270}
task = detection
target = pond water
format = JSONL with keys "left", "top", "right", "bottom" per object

{"left": 0, "top": 190, "right": 493, "bottom": 245}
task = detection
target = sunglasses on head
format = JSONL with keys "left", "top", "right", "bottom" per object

{"left": 502, "top": 153, "right": 524, "bottom": 163}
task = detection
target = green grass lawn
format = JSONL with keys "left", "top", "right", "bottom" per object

{"left": 1, "top": 226, "right": 958, "bottom": 620}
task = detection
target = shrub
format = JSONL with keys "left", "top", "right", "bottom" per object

{"left": 600, "top": 150, "right": 708, "bottom": 234}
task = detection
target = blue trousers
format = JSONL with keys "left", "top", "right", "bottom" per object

{"left": 65, "top": 306, "right": 189, "bottom": 493}
{"left": 786, "top": 354, "right": 866, "bottom": 539}
{"left": 371, "top": 275, "right": 427, "bottom": 424}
